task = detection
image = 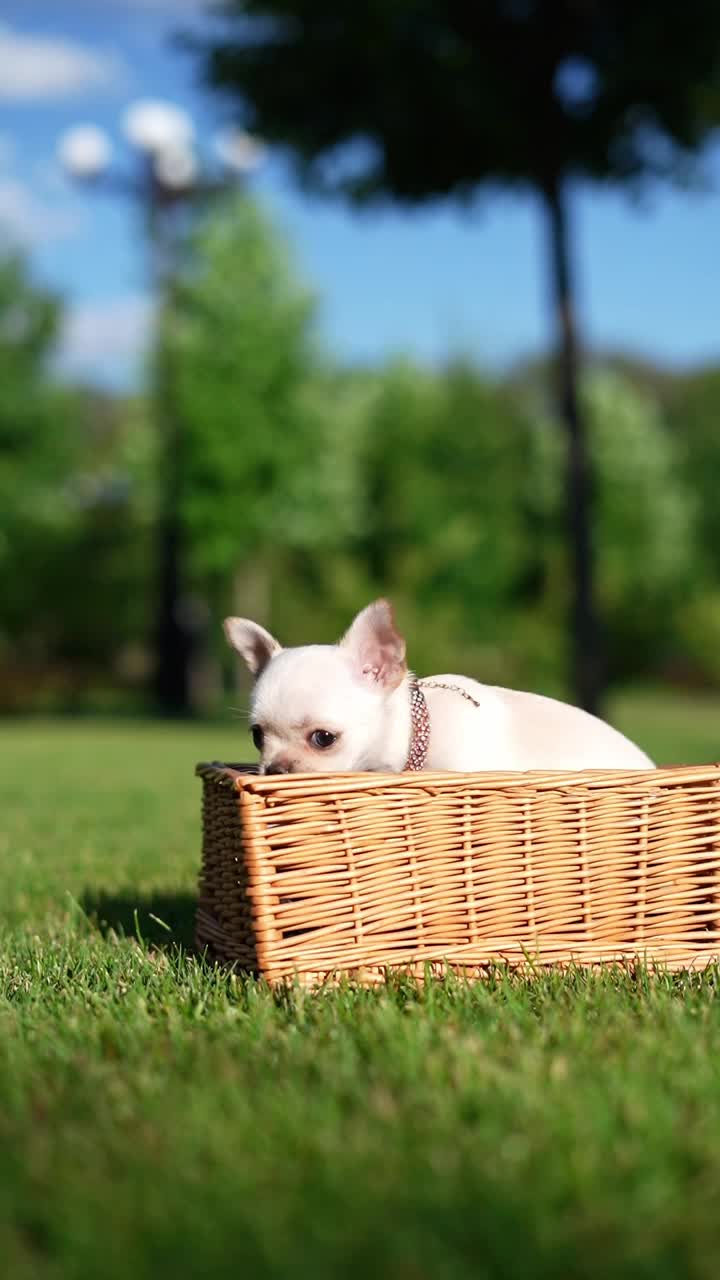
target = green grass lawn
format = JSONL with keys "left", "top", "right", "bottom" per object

{"left": 2, "top": 693, "right": 720, "bottom": 1280}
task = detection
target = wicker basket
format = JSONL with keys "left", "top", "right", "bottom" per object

{"left": 195, "top": 762, "right": 720, "bottom": 983}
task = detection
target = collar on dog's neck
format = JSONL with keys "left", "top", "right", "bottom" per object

{"left": 404, "top": 682, "right": 431, "bottom": 771}
{"left": 403, "top": 679, "right": 483, "bottom": 771}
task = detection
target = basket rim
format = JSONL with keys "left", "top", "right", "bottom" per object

{"left": 195, "top": 760, "right": 720, "bottom": 797}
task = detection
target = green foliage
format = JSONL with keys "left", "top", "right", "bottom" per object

{"left": 0, "top": 252, "right": 155, "bottom": 707}
{"left": 527, "top": 370, "right": 698, "bottom": 680}
{"left": 0, "top": 254, "right": 67, "bottom": 555}
{"left": 0, "top": 256, "right": 88, "bottom": 673}
{"left": 40, "top": 394, "right": 154, "bottom": 671}
{"left": 3, "top": 713, "right": 720, "bottom": 1278}
{"left": 665, "top": 367, "right": 720, "bottom": 577}
{"left": 659, "top": 368, "right": 720, "bottom": 682}
{"left": 362, "top": 360, "right": 530, "bottom": 606}
{"left": 674, "top": 592, "right": 720, "bottom": 687}
{"left": 348, "top": 358, "right": 535, "bottom": 677}
{"left": 165, "top": 195, "right": 360, "bottom": 588}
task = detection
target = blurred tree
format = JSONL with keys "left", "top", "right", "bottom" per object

{"left": 0, "top": 253, "right": 63, "bottom": 484}
{"left": 0, "top": 253, "right": 71, "bottom": 642}
{"left": 664, "top": 368, "right": 720, "bottom": 579}
{"left": 201, "top": 0, "right": 720, "bottom": 712}
{"left": 660, "top": 367, "right": 720, "bottom": 685}
{"left": 528, "top": 370, "right": 697, "bottom": 683}
{"left": 0, "top": 256, "right": 154, "bottom": 708}
{"left": 164, "top": 194, "right": 362, "bottom": 701}
{"left": 356, "top": 358, "right": 533, "bottom": 669}
{"left": 42, "top": 391, "right": 155, "bottom": 687}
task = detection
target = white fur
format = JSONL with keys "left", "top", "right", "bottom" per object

{"left": 420, "top": 676, "right": 652, "bottom": 770}
{"left": 224, "top": 600, "right": 653, "bottom": 773}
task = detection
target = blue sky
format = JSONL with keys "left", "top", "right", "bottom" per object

{"left": 2, "top": 0, "right": 720, "bottom": 388}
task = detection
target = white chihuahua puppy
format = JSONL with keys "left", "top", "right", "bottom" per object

{"left": 225, "top": 599, "right": 653, "bottom": 774}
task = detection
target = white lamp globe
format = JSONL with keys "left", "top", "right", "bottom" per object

{"left": 59, "top": 125, "right": 112, "bottom": 178}
{"left": 214, "top": 128, "right": 265, "bottom": 174}
{"left": 123, "top": 100, "right": 194, "bottom": 155}
{"left": 154, "top": 144, "right": 198, "bottom": 190}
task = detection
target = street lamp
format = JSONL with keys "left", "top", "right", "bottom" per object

{"left": 59, "top": 101, "right": 263, "bottom": 715}
{"left": 58, "top": 124, "right": 113, "bottom": 179}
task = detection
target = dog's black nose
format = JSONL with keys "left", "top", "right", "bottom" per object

{"left": 265, "top": 761, "right": 294, "bottom": 775}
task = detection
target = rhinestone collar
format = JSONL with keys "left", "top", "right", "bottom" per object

{"left": 403, "top": 679, "right": 483, "bottom": 771}
{"left": 404, "top": 682, "right": 431, "bottom": 771}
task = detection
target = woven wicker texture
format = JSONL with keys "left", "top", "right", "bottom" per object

{"left": 195, "top": 763, "right": 720, "bottom": 983}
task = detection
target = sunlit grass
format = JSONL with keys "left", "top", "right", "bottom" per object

{"left": 1, "top": 698, "right": 719, "bottom": 1279}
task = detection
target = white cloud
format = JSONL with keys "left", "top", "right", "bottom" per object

{"left": 58, "top": 295, "right": 154, "bottom": 384}
{"left": 0, "top": 24, "right": 122, "bottom": 101}
{"left": 0, "top": 179, "right": 81, "bottom": 244}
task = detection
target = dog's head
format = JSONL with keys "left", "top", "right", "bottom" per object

{"left": 224, "top": 600, "right": 408, "bottom": 773}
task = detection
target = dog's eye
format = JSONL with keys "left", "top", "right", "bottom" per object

{"left": 309, "top": 730, "right": 336, "bottom": 750}
{"left": 251, "top": 725, "right": 264, "bottom": 752}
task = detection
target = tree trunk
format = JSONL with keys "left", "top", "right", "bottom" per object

{"left": 149, "top": 199, "right": 193, "bottom": 717}
{"left": 542, "top": 174, "right": 604, "bottom": 715}
{"left": 152, "top": 355, "right": 194, "bottom": 716}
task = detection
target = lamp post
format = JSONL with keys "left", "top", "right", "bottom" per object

{"left": 59, "top": 102, "right": 263, "bottom": 714}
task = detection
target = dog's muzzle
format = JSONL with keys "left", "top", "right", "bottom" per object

{"left": 264, "top": 759, "right": 296, "bottom": 775}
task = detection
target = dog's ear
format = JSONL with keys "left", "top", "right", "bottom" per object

{"left": 223, "top": 618, "right": 282, "bottom": 677}
{"left": 341, "top": 599, "right": 407, "bottom": 691}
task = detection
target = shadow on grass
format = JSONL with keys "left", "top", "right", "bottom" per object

{"left": 81, "top": 890, "right": 198, "bottom": 950}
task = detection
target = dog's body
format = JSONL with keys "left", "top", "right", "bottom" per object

{"left": 411, "top": 676, "right": 652, "bottom": 770}
{"left": 225, "top": 600, "right": 653, "bottom": 774}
